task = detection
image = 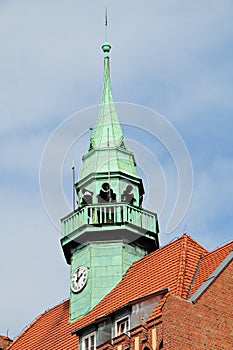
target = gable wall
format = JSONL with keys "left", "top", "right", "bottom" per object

{"left": 162, "top": 260, "right": 233, "bottom": 349}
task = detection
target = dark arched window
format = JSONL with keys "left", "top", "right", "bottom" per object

{"left": 121, "top": 185, "right": 136, "bottom": 205}
{"left": 159, "top": 340, "right": 163, "bottom": 349}
{"left": 81, "top": 188, "right": 93, "bottom": 206}
{"left": 97, "top": 183, "right": 116, "bottom": 203}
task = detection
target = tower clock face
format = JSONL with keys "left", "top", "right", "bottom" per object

{"left": 71, "top": 266, "right": 88, "bottom": 293}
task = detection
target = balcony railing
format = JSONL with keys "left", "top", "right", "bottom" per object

{"left": 61, "top": 203, "right": 157, "bottom": 238}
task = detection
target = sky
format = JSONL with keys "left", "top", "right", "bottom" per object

{"left": 0, "top": 0, "right": 233, "bottom": 340}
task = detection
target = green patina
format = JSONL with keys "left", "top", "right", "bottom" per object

{"left": 69, "top": 242, "right": 147, "bottom": 322}
{"left": 92, "top": 43, "right": 126, "bottom": 150}
{"left": 79, "top": 43, "right": 137, "bottom": 180}
{"left": 61, "top": 42, "right": 159, "bottom": 323}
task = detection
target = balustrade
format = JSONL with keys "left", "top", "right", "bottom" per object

{"left": 61, "top": 203, "right": 157, "bottom": 238}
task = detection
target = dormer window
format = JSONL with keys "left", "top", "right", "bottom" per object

{"left": 115, "top": 316, "right": 130, "bottom": 336}
{"left": 83, "top": 332, "right": 96, "bottom": 350}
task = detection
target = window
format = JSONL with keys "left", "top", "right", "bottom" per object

{"left": 116, "top": 317, "right": 130, "bottom": 336}
{"left": 83, "top": 333, "right": 96, "bottom": 350}
{"left": 158, "top": 340, "right": 163, "bottom": 350}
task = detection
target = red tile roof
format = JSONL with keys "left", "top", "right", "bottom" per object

{"left": 8, "top": 301, "right": 77, "bottom": 350}
{"left": 71, "top": 234, "right": 208, "bottom": 332}
{"left": 8, "top": 235, "right": 232, "bottom": 350}
{"left": 189, "top": 240, "right": 233, "bottom": 297}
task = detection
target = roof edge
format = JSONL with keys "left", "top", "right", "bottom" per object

{"left": 176, "top": 234, "right": 188, "bottom": 297}
{"left": 189, "top": 250, "right": 233, "bottom": 303}
{"left": 186, "top": 254, "right": 203, "bottom": 299}
{"left": 8, "top": 299, "right": 69, "bottom": 347}
{"left": 202, "top": 239, "right": 233, "bottom": 259}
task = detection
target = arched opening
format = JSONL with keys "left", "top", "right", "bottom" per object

{"left": 158, "top": 340, "right": 163, "bottom": 349}
{"left": 143, "top": 347, "right": 150, "bottom": 350}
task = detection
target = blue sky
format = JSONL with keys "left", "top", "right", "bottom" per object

{"left": 0, "top": 0, "right": 233, "bottom": 340}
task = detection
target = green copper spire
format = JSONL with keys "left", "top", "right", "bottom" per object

{"left": 91, "top": 43, "right": 128, "bottom": 150}
{"left": 79, "top": 43, "right": 137, "bottom": 179}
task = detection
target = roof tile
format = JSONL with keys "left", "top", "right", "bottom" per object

{"left": 9, "top": 235, "right": 233, "bottom": 350}
{"left": 8, "top": 300, "right": 77, "bottom": 350}
{"left": 71, "top": 234, "right": 207, "bottom": 331}
{"left": 189, "top": 240, "right": 233, "bottom": 296}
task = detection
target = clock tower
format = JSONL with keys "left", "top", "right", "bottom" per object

{"left": 61, "top": 42, "right": 159, "bottom": 322}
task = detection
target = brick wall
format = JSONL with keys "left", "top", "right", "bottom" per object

{"left": 97, "top": 322, "right": 164, "bottom": 350}
{"left": 95, "top": 260, "right": 232, "bottom": 350}
{"left": 162, "top": 260, "right": 233, "bottom": 349}
{"left": 0, "top": 336, "right": 12, "bottom": 350}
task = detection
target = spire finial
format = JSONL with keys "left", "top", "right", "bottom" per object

{"left": 86, "top": 4, "right": 126, "bottom": 152}
{"left": 102, "top": 4, "right": 111, "bottom": 56}
{"left": 105, "top": 4, "right": 108, "bottom": 42}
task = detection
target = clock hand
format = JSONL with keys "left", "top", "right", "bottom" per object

{"left": 76, "top": 272, "right": 83, "bottom": 283}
